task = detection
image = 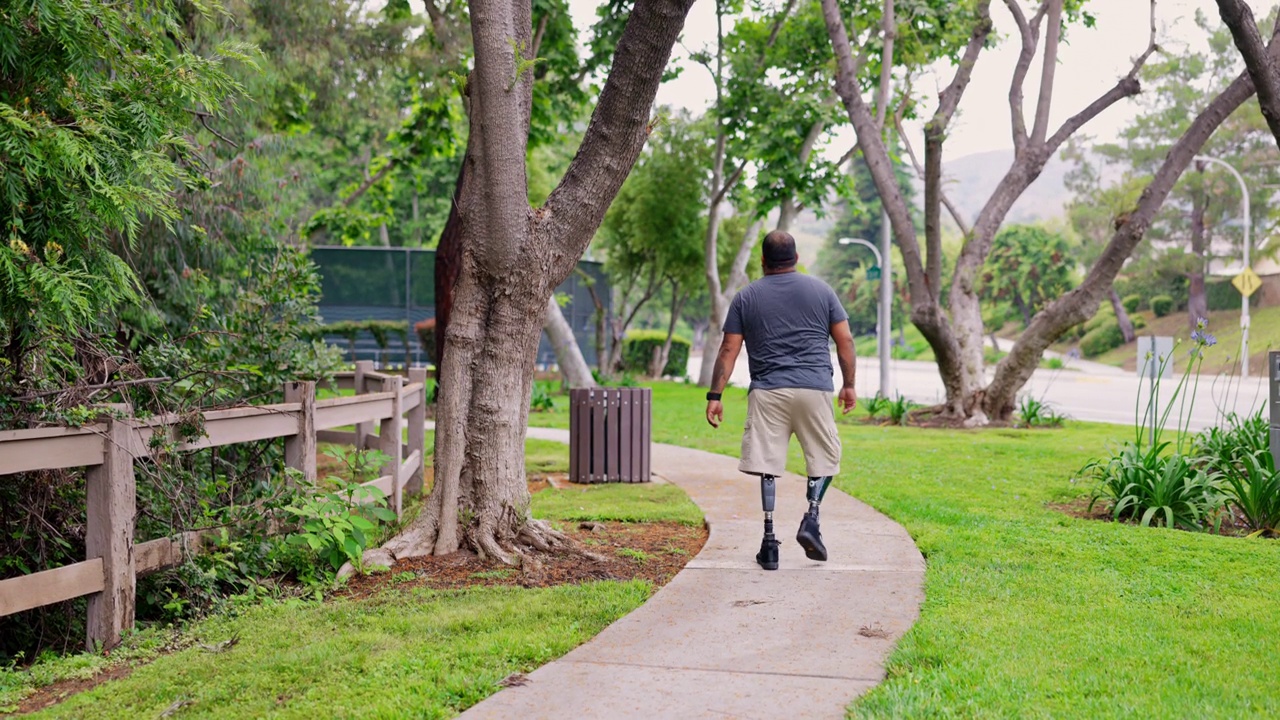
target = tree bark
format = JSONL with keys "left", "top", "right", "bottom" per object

{"left": 384, "top": 0, "right": 695, "bottom": 562}
{"left": 433, "top": 152, "right": 468, "bottom": 369}
{"left": 650, "top": 281, "right": 686, "bottom": 377}
{"left": 1109, "top": 286, "right": 1136, "bottom": 344}
{"left": 543, "top": 295, "right": 597, "bottom": 388}
{"left": 1216, "top": 0, "right": 1280, "bottom": 149}
{"left": 697, "top": 218, "right": 763, "bottom": 385}
{"left": 983, "top": 64, "right": 1262, "bottom": 420}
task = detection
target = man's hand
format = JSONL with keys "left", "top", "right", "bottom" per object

{"left": 706, "top": 400, "right": 724, "bottom": 428}
{"left": 838, "top": 387, "right": 857, "bottom": 414}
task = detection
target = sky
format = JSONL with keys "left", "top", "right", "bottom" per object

{"left": 566, "top": 0, "right": 1239, "bottom": 159}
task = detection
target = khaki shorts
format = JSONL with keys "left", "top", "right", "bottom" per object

{"left": 739, "top": 388, "right": 842, "bottom": 477}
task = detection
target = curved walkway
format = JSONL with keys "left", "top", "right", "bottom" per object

{"left": 463, "top": 428, "right": 925, "bottom": 719}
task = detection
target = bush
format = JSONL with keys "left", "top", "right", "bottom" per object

{"left": 1084, "top": 442, "right": 1221, "bottom": 530}
{"left": 622, "top": 330, "right": 691, "bottom": 377}
{"left": 414, "top": 318, "right": 437, "bottom": 363}
{"left": 1084, "top": 307, "right": 1115, "bottom": 333}
{"left": 1080, "top": 322, "right": 1125, "bottom": 357}
{"left": 1122, "top": 294, "right": 1143, "bottom": 313}
{"left": 1132, "top": 315, "right": 1147, "bottom": 331}
{"left": 1151, "top": 295, "right": 1175, "bottom": 317}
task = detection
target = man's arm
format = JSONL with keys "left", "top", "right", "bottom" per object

{"left": 831, "top": 320, "right": 857, "bottom": 413}
{"left": 706, "top": 332, "right": 744, "bottom": 428}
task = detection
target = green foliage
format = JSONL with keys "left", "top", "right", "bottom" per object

{"left": 1122, "top": 294, "right": 1143, "bottom": 313}
{"left": 1083, "top": 442, "right": 1220, "bottom": 530}
{"left": 530, "top": 381, "right": 556, "bottom": 413}
{"left": 1016, "top": 397, "right": 1066, "bottom": 428}
{"left": 1219, "top": 451, "right": 1280, "bottom": 537}
{"left": 1080, "top": 321, "right": 1125, "bottom": 357}
{"left": 981, "top": 225, "right": 1075, "bottom": 325}
{"left": 1151, "top": 294, "right": 1175, "bottom": 317}
{"left": 863, "top": 393, "right": 890, "bottom": 419}
{"left": 621, "top": 331, "right": 691, "bottom": 377}
{"left": 886, "top": 394, "right": 915, "bottom": 426}
{"left": 0, "top": 0, "right": 242, "bottom": 382}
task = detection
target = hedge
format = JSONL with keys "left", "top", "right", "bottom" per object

{"left": 1080, "top": 321, "right": 1126, "bottom": 357}
{"left": 1122, "top": 294, "right": 1142, "bottom": 313}
{"left": 622, "top": 330, "right": 691, "bottom": 377}
{"left": 1151, "top": 295, "right": 1175, "bottom": 317}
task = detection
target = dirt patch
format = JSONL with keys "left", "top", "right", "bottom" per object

{"left": 9, "top": 662, "right": 138, "bottom": 715}
{"left": 1047, "top": 496, "right": 1112, "bottom": 521}
{"left": 1049, "top": 496, "right": 1264, "bottom": 537}
{"left": 340, "top": 520, "right": 707, "bottom": 599}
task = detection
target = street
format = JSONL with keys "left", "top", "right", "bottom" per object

{"left": 689, "top": 351, "right": 1271, "bottom": 431}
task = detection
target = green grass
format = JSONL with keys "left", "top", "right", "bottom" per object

{"left": 1089, "top": 305, "right": 1280, "bottom": 372}
{"left": 19, "top": 583, "right": 649, "bottom": 719}
{"left": 530, "top": 382, "right": 1280, "bottom": 718}
{"left": 532, "top": 483, "right": 703, "bottom": 526}
{"left": 1, "top": 432, "right": 702, "bottom": 717}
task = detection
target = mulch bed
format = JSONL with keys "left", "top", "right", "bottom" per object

{"left": 1048, "top": 495, "right": 1265, "bottom": 537}
{"left": 340, "top": 519, "right": 707, "bottom": 600}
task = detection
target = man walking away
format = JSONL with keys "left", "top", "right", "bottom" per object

{"left": 704, "top": 230, "right": 857, "bottom": 570}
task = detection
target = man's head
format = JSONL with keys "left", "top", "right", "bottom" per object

{"left": 761, "top": 230, "right": 798, "bottom": 273}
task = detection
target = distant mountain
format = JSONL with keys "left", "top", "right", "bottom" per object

{"left": 790, "top": 148, "right": 1078, "bottom": 276}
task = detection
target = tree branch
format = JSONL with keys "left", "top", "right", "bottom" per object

{"left": 530, "top": 13, "right": 549, "bottom": 60}
{"left": 1029, "top": 0, "right": 1063, "bottom": 145}
{"left": 342, "top": 159, "right": 396, "bottom": 207}
{"left": 542, "top": 0, "right": 696, "bottom": 273}
{"left": 727, "top": 218, "right": 764, "bottom": 294}
{"left": 874, "top": 0, "right": 896, "bottom": 130}
{"left": 894, "top": 112, "right": 970, "bottom": 236}
{"left": 1004, "top": 0, "right": 1037, "bottom": 151}
{"left": 1216, "top": 0, "right": 1280, "bottom": 148}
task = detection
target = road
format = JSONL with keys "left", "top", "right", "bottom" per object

{"left": 689, "top": 352, "right": 1272, "bottom": 431}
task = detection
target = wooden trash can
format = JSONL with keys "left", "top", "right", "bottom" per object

{"left": 568, "top": 387, "right": 651, "bottom": 483}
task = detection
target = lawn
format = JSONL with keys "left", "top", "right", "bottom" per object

{"left": 1088, "top": 304, "right": 1280, "bottom": 373}
{"left": 2, "top": 437, "right": 702, "bottom": 718}
{"left": 531, "top": 382, "right": 1280, "bottom": 718}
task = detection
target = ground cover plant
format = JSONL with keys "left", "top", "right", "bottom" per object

{"left": 528, "top": 382, "right": 1280, "bottom": 717}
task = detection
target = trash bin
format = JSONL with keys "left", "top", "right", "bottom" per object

{"left": 568, "top": 387, "right": 651, "bottom": 483}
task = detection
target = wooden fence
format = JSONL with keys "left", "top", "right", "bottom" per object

{"left": 0, "top": 361, "right": 428, "bottom": 650}
{"left": 568, "top": 387, "right": 651, "bottom": 483}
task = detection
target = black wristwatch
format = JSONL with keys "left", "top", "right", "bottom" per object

{"left": 706, "top": 391, "right": 722, "bottom": 402}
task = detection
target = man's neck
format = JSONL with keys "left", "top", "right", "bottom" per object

{"left": 763, "top": 267, "right": 797, "bottom": 276}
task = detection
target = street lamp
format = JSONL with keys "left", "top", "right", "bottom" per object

{"left": 1193, "top": 155, "right": 1252, "bottom": 377}
{"left": 839, "top": 237, "right": 890, "bottom": 397}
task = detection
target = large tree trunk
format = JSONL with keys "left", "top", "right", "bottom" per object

{"left": 982, "top": 62, "right": 1262, "bottom": 420}
{"left": 433, "top": 154, "right": 468, "bottom": 369}
{"left": 383, "top": 0, "right": 694, "bottom": 562}
{"left": 1216, "top": 0, "right": 1280, "bottom": 148}
{"left": 649, "top": 282, "right": 686, "bottom": 377}
{"left": 1109, "top": 286, "right": 1136, "bottom": 344}
{"left": 543, "top": 295, "right": 597, "bottom": 388}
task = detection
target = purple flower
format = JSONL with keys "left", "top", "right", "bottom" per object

{"left": 1191, "top": 329, "right": 1217, "bottom": 347}
{"left": 1195, "top": 317, "right": 1208, "bottom": 331}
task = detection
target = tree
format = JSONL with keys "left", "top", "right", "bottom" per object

{"left": 1215, "top": 0, "right": 1280, "bottom": 148}
{"left": 381, "top": 0, "right": 696, "bottom": 562}
{"left": 981, "top": 225, "right": 1074, "bottom": 327}
{"left": 823, "top": 0, "right": 1168, "bottom": 423}
{"left": 0, "top": 0, "right": 241, "bottom": 387}
{"left": 597, "top": 111, "right": 710, "bottom": 375}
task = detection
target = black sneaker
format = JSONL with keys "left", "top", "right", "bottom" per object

{"left": 755, "top": 533, "right": 780, "bottom": 570}
{"left": 796, "top": 511, "right": 827, "bottom": 561}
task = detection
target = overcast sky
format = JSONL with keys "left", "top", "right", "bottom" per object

{"left": 566, "top": 0, "right": 1249, "bottom": 159}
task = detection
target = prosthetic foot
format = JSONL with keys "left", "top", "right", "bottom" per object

{"left": 796, "top": 476, "right": 832, "bottom": 562}
{"left": 756, "top": 475, "right": 780, "bottom": 570}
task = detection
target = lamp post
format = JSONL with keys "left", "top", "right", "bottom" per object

{"left": 1193, "top": 155, "right": 1251, "bottom": 377}
{"left": 839, "top": 237, "right": 890, "bottom": 397}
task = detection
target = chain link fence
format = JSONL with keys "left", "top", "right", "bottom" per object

{"left": 311, "top": 246, "right": 609, "bottom": 368}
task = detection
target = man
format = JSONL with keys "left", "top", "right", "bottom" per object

{"left": 705, "top": 230, "right": 857, "bottom": 570}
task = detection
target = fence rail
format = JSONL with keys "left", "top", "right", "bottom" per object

{"left": 0, "top": 361, "right": 428, "bottom": 650}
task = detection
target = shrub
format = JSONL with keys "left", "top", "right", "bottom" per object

{"left": 1132, "top": 315, "right": 1147, "bottom": 330}
{"left": 1080, "top": 322, "right": 1125, "bottom": 357}
{"left": 1151, "top": 295, "right": 1175, "bottom": 317}
{"left": 1083, "top": 442, "right": 1221, "bottom": 530}
{"left": 530, "top": 380, "right": 556, "bottom": 412}
{"left": 1219, "top": 451, "right": 1280, "bottom": 537}
{"left": 622, "top": 330, "right": 691, "bottom": 377}
{"left": 1016, "top": 396, "right": 1066, "bottom": 428}
{"left": 864, "top": 394, "right": 889, "bottom": 419}
{"left": 1122, "top": 294, "right": 1143, "bottom": 313}
{"left": 1084, "top": 307, "right": 1115, "bottom": 333}
{"left": 887, "top": 394, "right": 916, "bottom": 426}
{"left": 414, "top": 318, "right": 437, "bottom": 363}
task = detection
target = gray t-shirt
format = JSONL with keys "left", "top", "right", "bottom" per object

{"left": 723, "top": 272, "right": 849, "bottom": 392}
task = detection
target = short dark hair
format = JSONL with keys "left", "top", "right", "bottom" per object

{"left": 762, "top": 230, "right": 798, "bottom": 270}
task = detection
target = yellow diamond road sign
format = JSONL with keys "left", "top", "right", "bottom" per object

{"left": 1233, "top": 267, "right": 1263, "bottom": 298}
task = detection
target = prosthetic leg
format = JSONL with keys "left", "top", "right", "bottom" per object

{"left": 796, "top": 476, "right": 831, "bottom": 561}
{"left": 755, "top": 475, "right": 780, "bottom": 570}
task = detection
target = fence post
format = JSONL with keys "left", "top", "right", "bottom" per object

{"left": 284, "top": 381, "right": 317, "bottom": 483}
{"left": 354, "top": 360, "right": 374, "bottom": 450}
{"left": 85, "top": 415, "right": 136, "bottom": 651}
{"left": 406, "top": 368, "right": 427, "bottom": 496}
{"left": 380, "top": 375, "right": 405, "bottom": 517}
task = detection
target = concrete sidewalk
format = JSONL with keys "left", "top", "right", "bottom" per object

{"left": 462, "top": 427, "right": 925, "bottom": 720}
